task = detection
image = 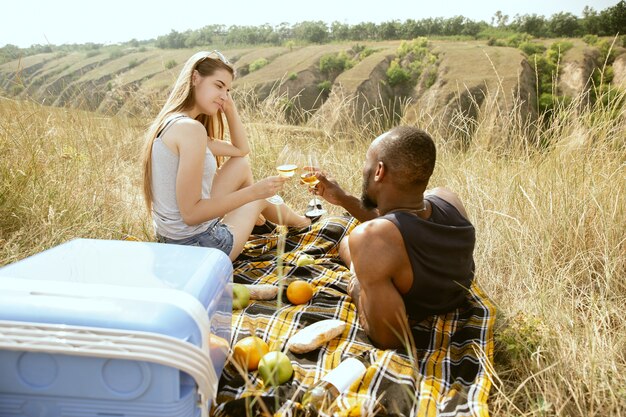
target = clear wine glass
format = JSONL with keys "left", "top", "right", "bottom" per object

{"left": 267, "top": 145, "right": 298, "bottom": 205}
{"left": 301, "top": 151, "right": 327, "bottom": 217}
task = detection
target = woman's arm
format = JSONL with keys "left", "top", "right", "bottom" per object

{"left": 207, "top": 93, "right": 250, "bottom": 157}
{"left": 173, "top": 120, "right": 283, "bottom": 225}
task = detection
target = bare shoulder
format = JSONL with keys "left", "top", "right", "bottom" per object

{"left": 350, "top": 218, "right": 399, "bottom": 243}
{"left": 427, "top": 186, "right": 469, "bottom": 219}
{"left": 349, "top": 219, "right": 404, "bottom": 263}
{"left": 162, "top": 118, "right": 206, "bottom": 151}
{"left": 166, "top": 118, "right": 206, "bottom": 139}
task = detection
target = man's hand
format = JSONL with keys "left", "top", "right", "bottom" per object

{"left": 314, "top": 171, "right": 379, "bottom": 223}
{"left": 314, "top": 171, "right": 347, "bottom": 206}
{"left": 348, "top": 274, "right": 360, "bottom": 301}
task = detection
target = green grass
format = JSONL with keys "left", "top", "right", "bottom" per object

{"left": 333, "top": 44, "right": 398, "bottom": 92}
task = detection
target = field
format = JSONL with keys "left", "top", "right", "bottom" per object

{"left": 1, "top": 72, "right": 625, "bottom": 416}
{"left": 4, "top": 38, "right": 623, "bottom": 124}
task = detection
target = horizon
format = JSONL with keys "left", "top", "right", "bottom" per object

{"left": 2, "top": 0, "right": 620, "bottom": 48}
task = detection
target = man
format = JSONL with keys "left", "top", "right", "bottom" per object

{"left": 314, "top": 126, "right": 475, "bottom": 349}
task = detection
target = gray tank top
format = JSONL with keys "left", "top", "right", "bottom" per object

{"left": 151, "top": 115, "right": 218, "bottom": 239}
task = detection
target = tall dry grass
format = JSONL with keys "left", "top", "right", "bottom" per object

{"left": 0, "top": 98, "right": 149, "bottom": 263}
{"left": 0, "top": 82, "right": 624, "bottom": 415}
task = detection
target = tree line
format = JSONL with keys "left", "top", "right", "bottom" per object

{"left": 1, "top": 1, "right": 624, "bottom": 63}
{"left": 154, "top": 2, "right": 625, "bottom": 48}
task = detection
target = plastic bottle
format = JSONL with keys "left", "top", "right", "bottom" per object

{"left": 301, "top": 356, "right": 368, "bottom": 414}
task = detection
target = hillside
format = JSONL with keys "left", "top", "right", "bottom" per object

{"left": 1, "top": 40, "right": 624, "bottom": 130}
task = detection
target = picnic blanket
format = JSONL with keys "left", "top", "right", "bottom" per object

{"left": 213, "top": 216, "right": 496, "bottom": 417}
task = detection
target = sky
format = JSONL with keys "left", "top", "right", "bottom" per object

{"left": 1, "top": 0, "right": 620, "bottom": 48}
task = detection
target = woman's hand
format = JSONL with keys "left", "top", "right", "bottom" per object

{"left": 219, "top": 92, "right": 250, "bottom": 156}
{"left": 252, "top": 176, "right": 288, "bottom": 200}
{"left": 220, "top": 91, "right": 236, "bottom": 115}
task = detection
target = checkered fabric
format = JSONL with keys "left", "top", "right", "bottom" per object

{"left": 214, "top": 216, "right": 495, "bottom": 417}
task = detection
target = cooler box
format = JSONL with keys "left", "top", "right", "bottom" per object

{"left": 0, "top": 238, "right": 233, "bottom": 417}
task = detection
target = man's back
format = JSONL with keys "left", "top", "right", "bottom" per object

{"left": 315, "top": 126, "right": 475, "bottom": 349}
{"left": 379, "top": 194, "right": 475, "bottom": 322}
{"left": 348, "top": 190, "right": 475, "bottom": 349}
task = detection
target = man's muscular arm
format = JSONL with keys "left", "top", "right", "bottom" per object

{"left": 348, "top": 220, "right": 410, "bottom": 349}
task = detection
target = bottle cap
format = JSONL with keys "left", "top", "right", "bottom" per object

{"left": 322, "top": 357, "right": 366, "bottom": 393}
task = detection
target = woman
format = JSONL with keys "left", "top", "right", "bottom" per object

{"left": 141, "top": 50, "right": 311, "bottom": 261}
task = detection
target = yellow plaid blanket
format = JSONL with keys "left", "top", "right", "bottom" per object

{"left": 214, "top": 216, "right": 495, "bottom": 417}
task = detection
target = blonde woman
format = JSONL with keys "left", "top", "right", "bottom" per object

{"left": 142, "top": 50, "right": 311, "bottom": 261}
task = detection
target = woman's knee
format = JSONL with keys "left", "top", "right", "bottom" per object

{"left": 229, "top": 156, "right": 253, "bottom": 183}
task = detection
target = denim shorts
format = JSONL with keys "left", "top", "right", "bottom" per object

{"left": 157, "top": 220, "right": 234, "bottom": 256}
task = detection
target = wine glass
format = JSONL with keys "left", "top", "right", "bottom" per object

{"left": 267, "top": 145, "right": 298, "bottom": 205}
{"left": 301, "top": 151, "right": 327, "bottom": 217}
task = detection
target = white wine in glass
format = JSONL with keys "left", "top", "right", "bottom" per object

{"left": 277, "top": 163, "right": 298, "bottom": 178}
{"left": 300, "top": 170, "right": 319, "bottom": 186}
{"left": 267, "top": 145, "right": 298, "bottom": 205}
{"left": 302, "top": 152, "right": 327, "bottom": 217}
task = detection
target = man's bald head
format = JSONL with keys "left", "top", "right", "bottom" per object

{"left": 372, "top": 126, "right": 436, "bottom": 189}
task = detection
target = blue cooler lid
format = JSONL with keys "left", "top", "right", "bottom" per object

{"left": 0, "top": 238, "right": 233, "bottom": 348}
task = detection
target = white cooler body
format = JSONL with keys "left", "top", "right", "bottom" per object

{"left": 0, "top": 238, "right": 233, "bottom": 417}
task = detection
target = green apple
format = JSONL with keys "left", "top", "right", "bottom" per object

{"left": 257, "top": 351, "right": 293, "bottom": 386}
{"left": 296, "top": 254, "right": 315, "bottom": 267}
{"left": 232, "top": 283, "right": 250, "bottom": 310}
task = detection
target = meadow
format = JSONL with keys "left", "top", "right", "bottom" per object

{"left": 0, "top": 83, "right": 624, "bottom": 415}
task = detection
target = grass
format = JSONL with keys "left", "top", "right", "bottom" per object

{"left": 0, "top": 78, "right": 625, "bottom": 415}
{"left": 332, "top": 45, "right": 398, "bottom": 91}
{"left": 234, "top": 44, "right": 350, "bottom": 87}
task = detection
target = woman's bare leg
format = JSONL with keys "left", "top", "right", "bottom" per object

{"left": 211, "top": 156, "right": 254, "bottom": 197}
{"left": 222, "top": 200, "right": 265, "bottom": 261}
{"left": 261, "top": 202, "right": 310, "bottom": 228}
{"left": 223, "top": 199, "right": 310, "bottom": 261}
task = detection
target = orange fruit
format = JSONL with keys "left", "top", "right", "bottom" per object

{"left": 232, "top": 336, "right": 269, "bottom": 371}
{"left": 286, "top": 280, "right": 314, "bottom": 305}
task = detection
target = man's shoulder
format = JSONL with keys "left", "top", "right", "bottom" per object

{"left": 427, "top": 187, "right": 469, "bottom": 220}
{"left": 349, "top": 218, "right": 405, "bottom": 277}
{"left": 350, "top": 218, "right": 402, "bottom": 248}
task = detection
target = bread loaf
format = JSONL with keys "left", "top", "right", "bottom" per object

{"left": 287, "top": 319, "right": 346, "bottom": 354}
{"left": 245, "top": 284, "right": 278, "bottom": 300}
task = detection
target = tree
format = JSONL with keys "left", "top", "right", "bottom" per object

{"left": 421, "top": 17, "right": 444, "bottom": 36}
{"left": 276, "top": 23, "right": 293, "bottom": 44}
{"left": 461, "top": 20, "right": 483, "bottom": 37}
{"left": 378, "top": 21, "right": 401, "bottom": 40}
{"left": 0, "top": 44, "right": 21, "bottom": 65}
{"left": 442, "top": 16, "right": 466, "bottom": 36}
{"left": 511, "top": 14, "right": 548, "bottom": 37}
{"left": 156, "top": 30, "right": 186, "bottom": 49}
{"left": 549, "top": 12, "right": 581, "bottom": 37}
{"left": 400, "top": 19, "right": 423, "bottom": 39}
{"left": 330, "top": 21, "right": 351, "bottom": 41}
{"left": 605, "top": 0, "right": 626, "bottom": 36}
{"left": 349, "top": 22, "right": 377, "bottom": 40}
{"left": 582, "top": 6, "right": 601, "bottom": 35}
{"left": 292, "top": 21, "right": 329, "bottom": 44}
{"left": 492, "top": 11, "right": 509, "bottom": 28}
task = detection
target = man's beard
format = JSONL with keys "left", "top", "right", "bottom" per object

{"left": 360, "top": 174, "right": 377, "bottom": 210}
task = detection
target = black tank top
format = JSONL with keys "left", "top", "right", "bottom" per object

{"left": 380, "top": 195, "right": 475, "bottom": 321}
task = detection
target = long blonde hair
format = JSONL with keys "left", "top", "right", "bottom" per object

{"left": 142, "top": 51, "right": 235, "bottom": 214}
